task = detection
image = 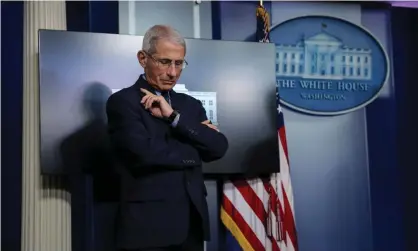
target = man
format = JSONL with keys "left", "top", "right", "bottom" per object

{"left": 106, "top": 25, "right": 228, "bottom": 251}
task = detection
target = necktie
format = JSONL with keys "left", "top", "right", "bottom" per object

{"left": 161, "top": 91, "right": 171, "bottom": 105}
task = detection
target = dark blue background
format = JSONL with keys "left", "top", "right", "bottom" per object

{"left": 2, "top": 2, "right": 24, "bottom": 251}
{"left": 387, "top": 6, "right": 418, "bottom": 251}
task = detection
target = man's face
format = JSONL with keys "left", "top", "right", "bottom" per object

{"left": 138, "top": 39, "right": 186, "bottom": 92}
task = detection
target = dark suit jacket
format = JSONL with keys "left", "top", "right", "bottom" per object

{"left": 106, "top": 76, "right": 228, "bottom": 249}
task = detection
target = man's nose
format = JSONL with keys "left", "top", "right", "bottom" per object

{"left": 167, "top": 64, "right": 177, "bottom": 77}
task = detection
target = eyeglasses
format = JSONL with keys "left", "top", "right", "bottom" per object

{"left": 143, "top": 51, "right": 188, "bottom": 70}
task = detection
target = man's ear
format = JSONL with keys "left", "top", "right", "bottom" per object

{"left": 137, "top": 50, "right": 147, "bottom": 68}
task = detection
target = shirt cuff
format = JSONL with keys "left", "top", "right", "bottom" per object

{"left": 171, "top": 114, "right": 180, "bottom": 127}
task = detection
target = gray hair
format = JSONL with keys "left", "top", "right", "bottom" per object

{"left": 142, "top": 25, "right": 186, "bottom": 55}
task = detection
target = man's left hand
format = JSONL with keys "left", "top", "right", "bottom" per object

{"left": 201, "top": 120, "right": 219, "bottom": 132}
{"left": 140, "top": 88, "right": 174, "bottom": 118}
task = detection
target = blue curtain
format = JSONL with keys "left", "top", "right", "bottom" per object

{"left": 66, "top": 1, "right": 119, "bottom": 34}
{"left": 363, "top": 3, "right": 405, "bottom": 251}
{"left": 1, "top": 2, "right": 24, "bottom": 251}
{"left": 391, "top": 6, "right": 418, "bottom": 251}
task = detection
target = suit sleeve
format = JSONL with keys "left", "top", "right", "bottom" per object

{"left": 106, "top": 94, "right": 201, "bottom": 171}
{"left": 173, "top": 100, "right": 228, "bottom": 162}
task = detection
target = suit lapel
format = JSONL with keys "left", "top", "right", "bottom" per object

{"left": 169, "top": 90, "right": 179, "bottom": 110}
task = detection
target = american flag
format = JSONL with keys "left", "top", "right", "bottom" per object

{"left": 220, "top": 4, "right": 298, "bottom": 251}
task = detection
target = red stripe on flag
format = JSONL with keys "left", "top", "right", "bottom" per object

{"left": 269, "top": 236, "right": 281, "bottom": 251}
{"left": 282, "top": 183, "right": 298, "bottom": 250}
{"left": 222, "top": 194, "right": 265, "bottom": 251}
{"left": 233, "top": 179, "right": 282, "bottom": 250}
{"left": 263, "top": 179, "right": 285, "bottom": 243}
{"left": 232, "top": 179, "right": 267, "bottom": 225}
{"left": 279, "top": 127, "right": 289, "bottom": 163}
{"left": 277, "top": 192, "right": 286, "bottom": 241}
{"left": 263, "top": 182, "right": 278, "bottom": 217}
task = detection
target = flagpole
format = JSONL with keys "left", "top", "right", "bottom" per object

{"left": 193, "top": 0, "right": 201, "bottom": 39}
{"left": 128, "top": 0, "right": 136, "bottom": 35}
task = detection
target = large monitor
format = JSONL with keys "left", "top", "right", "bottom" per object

{"left": 39, "top": 30, "right": 279, "bottom": 175}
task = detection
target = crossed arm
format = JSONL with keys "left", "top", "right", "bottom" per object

{"left": 106, "top": 94, "right": 228, "bottom": 173}
{"left": 172, "top": 100, "right": 228, "bottom": 162}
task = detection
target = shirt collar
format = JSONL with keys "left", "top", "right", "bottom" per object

{"left": 141, "top": 74, "right": 162, "bottom": 96}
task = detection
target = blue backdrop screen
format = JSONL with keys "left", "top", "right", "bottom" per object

{"left": 38, "top": 30, "right": 279, "bottom": 175}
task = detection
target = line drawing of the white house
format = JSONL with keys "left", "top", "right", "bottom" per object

{"left": 173, "top": 84, "right": 218, "bottom": 125}
{"left": 275, "top": 30, "right": 372, "bottom": 80}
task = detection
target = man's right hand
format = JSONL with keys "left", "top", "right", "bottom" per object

{"left": 140, "top": 88, "right": 174, "bottom": 118}
{"left": 201, "top": 120, "right": 219, "bottom": 132}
